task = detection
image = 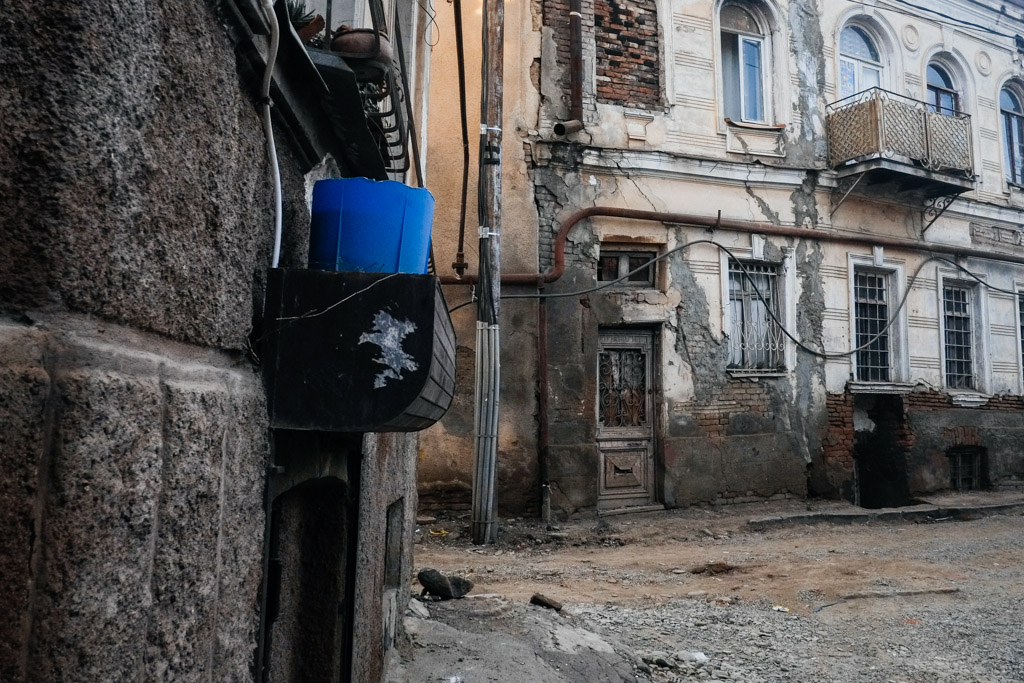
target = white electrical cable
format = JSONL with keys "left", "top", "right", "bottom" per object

{"left": 259, "top": 0, "right": 284, "bottom": 268}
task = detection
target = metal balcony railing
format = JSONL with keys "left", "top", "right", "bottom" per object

{"left": 826, "top": 88, "right": 974, "bottom": 176}
{"left": 312, "top": 0, "right": 418, "bottom": 179}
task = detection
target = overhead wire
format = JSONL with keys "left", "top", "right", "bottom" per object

{"left": 451, "top": 240, "right": 1023, "bottom": 360}
{"left": 848, "top": 0, "right": 1019, "bottom": 41}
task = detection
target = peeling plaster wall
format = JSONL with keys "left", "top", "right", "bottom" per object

{"left": 418, "top": 0, "right": 543, "bottom": 515}
{"left": 528, "top": 152, "right": 825, "bottom": 514}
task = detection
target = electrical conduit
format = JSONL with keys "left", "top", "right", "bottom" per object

{"left": 259, "top": 0, "right": 284, "bottom": 268}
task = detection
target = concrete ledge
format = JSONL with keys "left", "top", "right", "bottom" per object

{"left": 748, "top": 499, "right": 1024, "bottom": 531}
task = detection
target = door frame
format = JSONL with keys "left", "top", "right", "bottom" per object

{"left": 595, "top": 326, "right": 661, "bottom": 509}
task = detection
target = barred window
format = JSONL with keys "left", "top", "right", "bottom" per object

{"left": 948, "top": 446, "right": 985, "bottom": 491}
{"left": 943, "top": 284, "right": 974, "bottom": 389}
{"left": 728, "top": 261, "right": 783, "bottom": 370}
{"left": 853, "top": 269, "right": 891, "bottom": 382}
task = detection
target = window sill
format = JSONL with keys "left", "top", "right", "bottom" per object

{"left": 724, "top": 118, "right": 786, "bottom": 131}
{"left": 847, "top": 381, "right": 916, "bottom": 394}
{"left": 724, "top": 120, "right": 785, "bottom": 158}
{"left": 727, "top": 369, "right": 787, "bottom": 379}
{"left": 947, "top": 391, "right": 991, "bottom": 407}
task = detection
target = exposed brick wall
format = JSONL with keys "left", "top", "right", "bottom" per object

{"left": 942, "top": 425, "right": 981, "bottom": 447}
{"left": 823, "top": 392, "right": 854, "bottom": 473}
{"left": 542, "top": 0, "right": 597, "bottom": 119}
{"left": 594, "top": 0, "right": 660, "bottom": 108}
{"left": 692, "top": 379, "right": 773, "bottom": 443}
{"left": 544, "top": 0, "right": 573, "bottom": 91}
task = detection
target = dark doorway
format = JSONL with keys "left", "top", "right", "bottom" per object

{"left": 262, "top": 477, "right": 358, "bottom": 683}
{"left": 854, "top": 394, "right": 913, "bottom": 508}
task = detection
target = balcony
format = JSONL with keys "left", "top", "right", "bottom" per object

{"left": 826, "top": 88, "right": 975, "bottom": 201}
{"left": 263, "top": 269, "right": 456, "bottom": 433}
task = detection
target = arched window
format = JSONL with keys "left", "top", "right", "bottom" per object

{"left": 927, "top": 64, "right": 959, "bottom": 115}
{"left": 839, "top": 25, "right": 882, "bottom": 99}
{"left": 720, "top": 3, "right": 768, "bottom": 123}
{"left": 1001, "top": 87, "right": 1024, "bottom": 184}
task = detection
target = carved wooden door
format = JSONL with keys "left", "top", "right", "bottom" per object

{"left": 596, "top": 330, "right": 655, "bottom": 509}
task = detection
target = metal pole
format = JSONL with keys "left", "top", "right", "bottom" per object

{"left": 471, "top": 0, "right": 503, "bottom": 545}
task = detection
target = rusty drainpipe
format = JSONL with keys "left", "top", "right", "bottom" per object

{"left": 553, "top": 0, "right": 584, "bottom": 136}
{"left": 440, "top": 205, "right": 1024, "bottom": 520}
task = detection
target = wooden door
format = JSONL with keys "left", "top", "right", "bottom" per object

{"left": 596, "top": 330, "right": 656, "bottom": 509}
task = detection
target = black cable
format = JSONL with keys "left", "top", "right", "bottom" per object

{"left": 448, "top": 298, "right": 477, "bottom": 313}
{"left": 492, "top": 240, "right": 1023, "bottom": 360}
{"left": 849, "top": 0, "right": 1017, "bottom": 41}
{"left": 451, "top": 0, "right": 471, "bottom": 271}
{"left": 417, "top": 0, "right": 440, "bottom": 46}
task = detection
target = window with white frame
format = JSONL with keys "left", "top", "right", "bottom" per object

{"left": 942, "top": 283, "right": 975, "bottom": 389}
{"left": 1001, "top": 87, "right": 1024, "bottom": 185}
{"left": 727, "top": 261, "right": 783, "bottom": 370}
{"left": 720, "top": 3, "right": 767, "bottom": 124}
{"left": 838, "top": 25, "right": 882, "bottom": 99}
{"left": 853, "top": 268, "right": 892, "bottom": 382}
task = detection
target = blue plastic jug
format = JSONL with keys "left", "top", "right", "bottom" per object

{"left": 309, "top": 177, "right": 434, "bottom": 274}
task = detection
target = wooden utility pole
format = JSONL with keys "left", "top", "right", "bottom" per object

{"left": 471, "top": 0, "right": 503, "bottom": 545}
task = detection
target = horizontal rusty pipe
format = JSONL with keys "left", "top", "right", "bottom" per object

{"left": 439, "top": 206, "right": 1024, "bottom": 286}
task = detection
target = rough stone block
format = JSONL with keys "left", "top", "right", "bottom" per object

{"left": 211, "top": 386, "right": 267, "bottom": 683}
{"left": 143, "top": 381, "right": 230, "bottom": 683}
{"left": 0, "top": 325, "right": 52, "bottom": 682}
{"left": 30, "top": 369, "right": 163, "bottom": 682}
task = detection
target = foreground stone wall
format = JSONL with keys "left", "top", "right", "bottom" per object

{"left": 0, "top": 0, "right": 305, "bottom": 679}
{"left": 0, "top": 317, "right": 267, "bottom": 682}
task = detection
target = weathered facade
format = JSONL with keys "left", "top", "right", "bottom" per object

{"left": 422, "top": 0, "right": 1024, "bottom": 517}
{"left": 1, "top": 0, "right": 434, "bottom": 680}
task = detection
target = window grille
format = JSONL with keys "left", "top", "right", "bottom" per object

{"left": 599, "top": 349, "right": 648, "bottom": 428}
{"left": 728, "top": 262, "right": 783, "bottom": 370}
{"left": 854, "top": 270, "right": 891, "bottom": 382}
{"left": 943, "top": 284, "right": 974, "bottom": 389}
{"left": 597, "top": 250, "right": 656, "bottom": 286}
{"left": 948, "top": 447, "right": 984, "bottom": 491}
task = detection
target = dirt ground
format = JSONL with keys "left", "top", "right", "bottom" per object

{"left": 389, "top": 493, "right": 1024, "bottom": 682}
